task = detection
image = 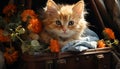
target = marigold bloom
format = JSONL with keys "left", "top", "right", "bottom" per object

{"left": 49, "top": 39, "right": 60, "bottom": 53}
{"left": 3, "top": 4, "right": 16, "bottom": 16}
{"left": 4, "top": 47, "right": 18, "bottom": 64}
{"left": 103, "top": 28, "right": 115, "bottom": 39}
{"left": 27, "top": 18, "right": 42, "bottom": 33}
{"left": 0, "top": 29, "right": 10, "bottom": 42}
{"left": 97, "top": 40, "right": 106, "bottom": 48}
{"left": 21, "top": 9, "right": 37, "bottom": 22}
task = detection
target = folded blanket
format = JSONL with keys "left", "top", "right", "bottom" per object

{"left": 61, "top": 28, "right": 99, "bottom": 52}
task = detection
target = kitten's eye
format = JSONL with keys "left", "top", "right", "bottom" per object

{"left": 56, "top": 20, "right": 62, "bottom": 26}
{"left": 68, "top": 21, "right": 74, "bottom": 26}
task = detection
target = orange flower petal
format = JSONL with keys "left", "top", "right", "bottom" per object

{"left": 103, "top": 28, "right": 115, "bottom": 39}
{"left": 0, "top": 29, "right": 10, "bottom": 42}
{"left": 21, "top": 9, "right": 37, "bottom": 22}
{"left": 49, "top": 39, "right": 60, "bottom": 53}
{"left": 27, "top": 18, "right": 42, "bottom": 33}
{"left": 3, "top": 4, "right": 16, "bottom": 15}
{"left": 97, "top": 40, "right": 106, "bottom": 48}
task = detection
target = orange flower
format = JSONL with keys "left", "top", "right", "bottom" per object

{"left": 27, "top": 18, "right": 42, "bottom": 33}
{"left": 49, "top": 39, "right": 60, "bottom": 53}
{"left": 0, "top": 29, "right": 10, "bottom": 42}
{"left": 21, "top": 9, "right": 37, "bottom": 22}
{"left": 3, "top": 4, "right": 16, "bottom": 16}
{"left": 97, "top": 40, "right": 106, "bottom": 48}
{"left": 103, "top": 28, "right": 115, "bottom": 39}
{"left": 4, "top": 47, "right": 18, "bottom": 64}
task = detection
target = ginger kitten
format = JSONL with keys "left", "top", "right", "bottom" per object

{"left": 39, "top": 0, "right": 88, "bottom": 48}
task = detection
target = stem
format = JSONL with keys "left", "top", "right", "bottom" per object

{"left": 41, "top": 47, "right": 50, "bottom": 52}
{"left": 16, "top": 34, "right": 24, "bottom": 43}
{"left": 10, "top": 39, "right": 13, "bottom": 48}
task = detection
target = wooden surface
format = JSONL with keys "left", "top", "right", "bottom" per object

{"left": 21, "top": 47, "right": 113, "bottom": 69}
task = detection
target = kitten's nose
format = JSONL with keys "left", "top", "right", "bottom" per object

{"left": 62, "top": 26, "right": 66, "bottom": 33}
{"left": 63, "top": 29, "right": 66, "bottom": 33}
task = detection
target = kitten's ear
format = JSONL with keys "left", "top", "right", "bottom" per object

{"left": 72, "top": 0, "right": 84, "bottom": 17}
{"left": 46, "top": 0, "right": 58, "bottom": 13}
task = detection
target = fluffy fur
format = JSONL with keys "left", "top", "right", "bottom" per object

{"left": 39, "top": 0, "right": 88, "bottom": 48}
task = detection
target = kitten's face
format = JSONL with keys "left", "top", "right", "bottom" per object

{"left": 43, "top": 0, "right": 87, "bottom": 38}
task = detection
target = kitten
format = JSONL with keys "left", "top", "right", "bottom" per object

{"left": 39, "top": 0, "right": 88, "bottom": 48}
